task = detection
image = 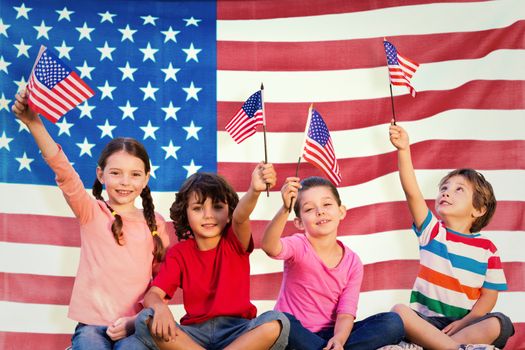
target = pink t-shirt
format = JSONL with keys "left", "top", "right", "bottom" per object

{"left": 152, "top": 226, "right": 257, "bottom": 325}
{"left": 46, "top": 147, "right": 169, "bottom": 326}
{"left": 273, "top": 233, "right": 363, "bottom": 332}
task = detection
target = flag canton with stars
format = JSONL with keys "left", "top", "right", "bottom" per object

{"left": 308, "top": 110, "right": 330, "bottom": 146}
{"left": 242, "top": 90, "right": 262, "bottom": 117}
{"left": 35, "top": 49, "right": 71, "bottom": 89}
{"left": 383, "top": 41, "right": 399, "bottom": 65}
{"left": 0, "top": 0, "right": 216, "bottom": 192}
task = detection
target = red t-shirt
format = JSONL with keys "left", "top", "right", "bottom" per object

{"left": 152, "top": 226, "right": 257, "bottom": 325}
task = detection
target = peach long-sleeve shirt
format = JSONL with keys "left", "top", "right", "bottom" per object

{"left": 46, "top": 146, "right": 169, "bottom": 326}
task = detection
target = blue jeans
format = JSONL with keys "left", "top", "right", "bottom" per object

{"left": 285, "top": 312, "right": 405, "bottom": 350}
{"left": 72, "top": 323, "right": 148, "bottom": 350}
{"left": 133, "top": 307, "right": 290, "bottom": 350}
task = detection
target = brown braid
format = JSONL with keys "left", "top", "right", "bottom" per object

{"left": 92, "top": 179, "right": 124, "bottom": 245}
{"left": 141, "top": 185, "right": 165, "bottom": 262}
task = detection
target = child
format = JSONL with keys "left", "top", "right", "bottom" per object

{"left": 132, "top": 166, "right": 290, "bottom": 349}
{"left": 262, "top": 176, "right": 405, "bottom": 350}
{"left": 388, "top": 121, "right": 514, "bottom": 350}
{"left": 12, "top": 90, "right": 169, "bottom": 349}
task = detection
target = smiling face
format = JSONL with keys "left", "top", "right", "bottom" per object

{"left": 96, "top": 150, "right": 149, "bottom": 211}
{"left": 294, "top": 185, "right": 346, "bottom": 238}
{"left": 435, "top": 175, "right": 484, "bottom": 227}
{"left": 186, "top": 191, "right": 230, "bottom": 248}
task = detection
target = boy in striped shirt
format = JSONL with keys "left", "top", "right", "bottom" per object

{"left": 388, "top": 122, "right": 514, "bottom": 350}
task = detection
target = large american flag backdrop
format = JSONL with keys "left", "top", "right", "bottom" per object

{"left": 0, "top": 1, "right": 524, "bottom": 349}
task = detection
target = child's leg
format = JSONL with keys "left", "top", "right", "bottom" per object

{"left": 450, "top": 313, "right": 515, "bottom": 349}
{"left": 342, "top": 312, "right": 405, "bottom": 350}
{"left": 224, "top": 320, "right": 281, "bottom": 350}
{"left": 71, "top": 324, "right": 112, "bottom": 350}
{"left": 282, "top": 312, "right": 326, "bottom": 350}
{"left": 391, "top": 304, "right": 459, "bottom": 350}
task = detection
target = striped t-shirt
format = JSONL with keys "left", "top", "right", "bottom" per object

{"left": 410, "top": 210, "right": 507, "bottom": 318}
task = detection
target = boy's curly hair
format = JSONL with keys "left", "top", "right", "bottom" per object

{"left": 170, "top": 172, "right": 239, "bottom": 241}
{"left": 439, "top": 168, "right": 496, "bottom": 233}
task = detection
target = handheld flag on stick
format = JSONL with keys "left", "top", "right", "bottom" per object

{"left": 383, "top": 39, "right": 419, "bottom": 97}
{"left": 301, "top": 107, "right": 342, "bottom": 186}
{"left": 27, "top": 46, "right": 95, "bottom": 124}
{"left": 260, "top": 83, "right": 270, "bottom": 197}
{"left": 225, "top": 89, "right": 264, "bottom": 144}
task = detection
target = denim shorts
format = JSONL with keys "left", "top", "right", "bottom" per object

{"left": 133, "top": 307, "right": 289, "bottom": 350}
{"left": 415, "top": 311, "right": 515, "bottom": 349}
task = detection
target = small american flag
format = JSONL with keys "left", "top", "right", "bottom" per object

{"left": 225, "top": 90, "right": 263, "bottom": 144}
{"left": 383, "top": 39, "right": 419, "bottom": 97}
{"left": 27, "top": 46, "right": 94, "bottom": 123}
{"left": 302, "top": 108, "right": 341, "bottom": 186}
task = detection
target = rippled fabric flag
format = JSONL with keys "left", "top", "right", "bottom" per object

{"left": 383, "top": 39, "right": 419, "bottom": 97}
{"left": 225, "top": 90, "right": 263, "bottom": 144}
{"left": 302, "top": 108, "right": 342, "bottom": 186}
{"left": 27, "top": 46, "right": 95, "bottom": 123}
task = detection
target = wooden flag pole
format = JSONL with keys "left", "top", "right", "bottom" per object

{"left": 389, "top": 83, "right": 397, "bottom": 125}
{"left": 261, "top": 83, "right": 269, "bottom": 197}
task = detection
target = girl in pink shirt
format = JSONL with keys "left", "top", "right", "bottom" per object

{"left": 12, "top": 90, "right": 169, "bottom": 350}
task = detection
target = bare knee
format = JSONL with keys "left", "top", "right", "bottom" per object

{"left": 258, "top": 320, "right": 281, "bottom": 338}
{"left": 391, "top": 303, "right": 411, "bottom": 315}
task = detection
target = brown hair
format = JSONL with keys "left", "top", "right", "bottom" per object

{"left": 293, "top": 176, "right": 341, "bottom": 218}
{"left": 170, "top": 172, "right": 239, "bottom": 241}
{"left": 439, "top": 168, "right": 496, "bottom": 233}
{"left": 92, "top": 137, "right": 165, "bottom": 262}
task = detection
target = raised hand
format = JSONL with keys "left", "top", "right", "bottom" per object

{"left": 250, "top": 162, "right": 277, "bottom": 193}
{"left": 12, "top": 89, "right": 39, "bottom": 126}
{"left": 389, "top": 119, "right": 410, "bottom": 151}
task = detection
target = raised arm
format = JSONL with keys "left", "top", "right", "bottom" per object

{"left": 12, "top": 90, "right": 59, "bottom": 158}
{"left": 389, "top": 121, "right": 428, "bottom": 229}
{"left": 232, "top": 162, "right": 276, "bottom": 250}
{"left": 262, "top": 177, "right": 301, "bottom": 257}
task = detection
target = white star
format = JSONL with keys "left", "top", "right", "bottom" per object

{"left": 16, "top": 152, "right": 34, "bottom": 171}
{"left": 161, "top": 62, "right": 180, "bottom": 82}
{"left": 119, "top": 100, "right": 138, "bottom": 120}
{"left": 161, "top": 140, "right": 181, "bottom": 160}
{"left": 15, "top": 119, "right": 30, "bottom": 133}
{"left": 97, "top": 80, "right": 116, "bottom": 100}
{"left": 97, "top": 119, "right": 117, "bottom": 138}
{"left": 14, "top": 3, "right": 32, "bottom": 19}
{"left": 0, "top": 93, "right": 11, "bottom": 111}
{"left": 183, "top": 120, "right": 202, "bottom": 140}
{"left": 118, "top": 61, "right": 137, "bottom": 81}
{"left": 140, "top": 120, "right": 159, "bottom": 140}
{"left": 140, "top": 82, "right": 158, "bottom": 101}
{"left": 56, "top": 7, "right": 74, "bottom": 21}
{"left": 76, "top": 22, "right": 95, "bottom": 41}
{"left": 183, "top": 159, "right": 202, "bottom": 178}
{"left": 162, "top": 101, "right": 181, "bottom": 121}
{"left": 139, "top": 42, "right": 158, "bottom": 62}
{"left": 13, "top": 76, "right": 27, "bottom": 92}
{"left": 0, "top": 56, "right": 11, "bottom": 74}
{"left": 183, "top": 16, "right": 201, "bottom": 27}
{"left": 182, "top": 43, "right": 201, "bottom": 62}
{"left": 13, "top": 38, "right": 31, "bottom": 58}
{"left": 33, "top": 20, "right": 52, "bottom": 40}
{"left": 55, "top": 40, "right": 73, "bottom": 60}
{"left": 118, "top": 24, "right": 137, "bottom": 42}
{"left": 98, "top": 11, "right": 116, "bottom": 23}
{"left": 149, "top": 161, "right": 159, "bottom": 179}
{"left": 76, "top": 61, "right": 95, "bottom": 80}
{"left": 0, "top": 18, "right": 11, "bottom": 37}
{"left": 76, "top": 137, "right": 96, "bottom": 157}
{"left": 78, "top": 101, "right": 95, "bottom": 119}
{"left": 55, "top": 117, "right": 74, "bottom": 136}
{"left": 97, "top": 41, "right": 116, "bottom": 61}
{"left": 141, "top": 15, "right": 158, "bottom": 26}
{"left": 161, "top": 26, "right": 180, "bottom": 43}
{"left": 182, "top": 81, "right": 202, "bottom": 101}
{"left": 0, "top": 131, "right": 14, "bottom": 150}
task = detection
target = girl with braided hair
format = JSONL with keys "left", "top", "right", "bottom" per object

{"left": 12, "top": 90, "right": 169, "bottom": 350}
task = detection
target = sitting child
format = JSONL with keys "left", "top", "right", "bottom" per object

{"left": 388, "top": 121, "right": 514, "bottom": 350}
